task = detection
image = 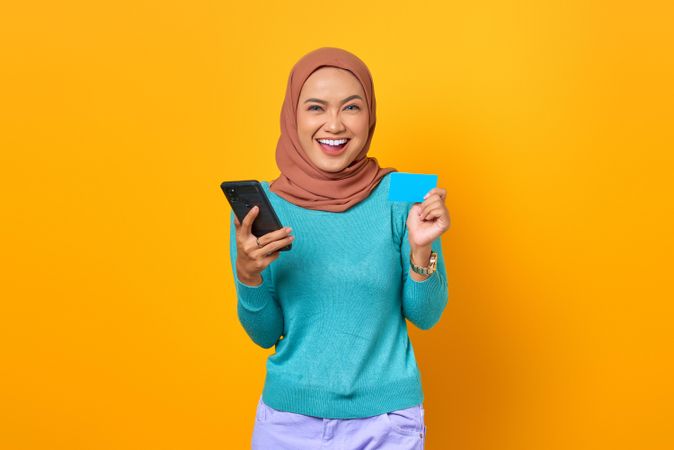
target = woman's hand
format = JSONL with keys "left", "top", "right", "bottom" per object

{"left": 406, "top": 186, "right": 451, "bottom": 254}
{"left": 234, "top": 206, "right": 295, "bottom": 286}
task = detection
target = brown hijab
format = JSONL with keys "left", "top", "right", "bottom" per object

{"left": 269, "top": 47, "right": 397, "bottom": 212}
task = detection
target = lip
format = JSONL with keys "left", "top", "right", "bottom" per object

{"left": 316, "top": 138, "right": 350, "bottom": 156}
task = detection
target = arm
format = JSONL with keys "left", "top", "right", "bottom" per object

{"left": 229, "top": 210, "right": 284, "bottom": 348}
{"left": 399, "top": 204, "right": 449, "bottom": 330}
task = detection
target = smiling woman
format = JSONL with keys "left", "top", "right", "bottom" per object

{"left": 229, "top": 47, "right": 450, "bottom": 450}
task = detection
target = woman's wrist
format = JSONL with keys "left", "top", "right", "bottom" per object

{"left": 238, "top": 271, "right": 263, "bottom": 286}
{"left": 410, "top": 245, "right": 432, "bottom": 266}
{"left": 236, "top": 262, "right": 263, "bottom": 286}
{"left": 409, "top": 244, "right": 433, "bottom": 281}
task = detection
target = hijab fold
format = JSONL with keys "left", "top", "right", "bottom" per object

{"left": 269, "top": 47, "right": 397, "bottom": 212}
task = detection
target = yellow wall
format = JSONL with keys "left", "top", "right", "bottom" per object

{"left": 1, "top": 1, "right": 672, "bottom": 449}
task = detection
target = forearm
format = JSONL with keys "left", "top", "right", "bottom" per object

{"left": 235, "top": 283, "right": 284, "bottom": 349}
{"left": 229, "top": 210, "right": 283, "bottom": 348}
{"left": 402, "top": 238, "right": 449, "bottom": 330}
{"left": 233, "top": 269, "right": 284, "bottom": 348}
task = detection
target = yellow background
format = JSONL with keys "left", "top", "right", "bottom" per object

{"left": 1, "top": 1, "right": 672, "bottom": 449}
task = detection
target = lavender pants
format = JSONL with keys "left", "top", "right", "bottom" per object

{"left": 251, "top": 395, "right": 427, "bottom": 449}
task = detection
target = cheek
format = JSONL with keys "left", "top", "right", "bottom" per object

{"left": 297, "top": 116, "right": 319, "bottom": 142}
{"left": 349, "top": 115, "right": 370, "bottom": 140}
{"left": 297, "top": 113, "right": 320, "bottom": 130}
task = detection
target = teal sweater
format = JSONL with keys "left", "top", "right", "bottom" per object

{"left": 228, "top": 172, "right": 448, "bottom": 419}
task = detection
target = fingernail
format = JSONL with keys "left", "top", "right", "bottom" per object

{"left": 423, "top": 193, "right": 429, "bottom": 199}
{"left": 289, "top": 236, "right": 295, "bottom": 240}
{"left": 286, "top": 227, "right": 292, "bottom": 232}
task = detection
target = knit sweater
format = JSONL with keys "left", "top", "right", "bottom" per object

{"left": 228, "top": 172, "right": 448, "bottom": 419}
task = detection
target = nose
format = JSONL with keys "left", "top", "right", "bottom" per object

{"left": 325, "top": 110, "right": 346, "bottom": 133}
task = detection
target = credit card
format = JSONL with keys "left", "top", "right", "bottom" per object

{"left": 388, "top": 172, "right": 438, "bottom": 202}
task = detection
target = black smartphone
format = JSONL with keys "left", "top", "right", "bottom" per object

{"left": 220, "top": 180, "right": 292, "bottom": 251}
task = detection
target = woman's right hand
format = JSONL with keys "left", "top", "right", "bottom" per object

{"left": 234, "top": 205, "right": 294, "bottom": 286}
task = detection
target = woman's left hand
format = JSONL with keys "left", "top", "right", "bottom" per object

{"left": 406, "top": 187, "right": 451, "bottom": 249}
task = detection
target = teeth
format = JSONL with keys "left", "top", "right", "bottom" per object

{"left": 318, "top": 139, "right": 348, "bottom": 146}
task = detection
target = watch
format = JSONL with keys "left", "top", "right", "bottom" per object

{"left": 410, "top": 250, "right": 438, "bottom": 275}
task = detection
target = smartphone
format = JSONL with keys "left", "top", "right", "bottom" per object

{"left": 220, "top": 180, "right": 292, "bottom": 251}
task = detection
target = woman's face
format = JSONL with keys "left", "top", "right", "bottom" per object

{"left": 296, "top": 67, "right": 370, "bottom": 173}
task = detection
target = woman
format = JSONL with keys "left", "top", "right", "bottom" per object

{"left": 229, "top": 47, "right": 450, "bottom": 449}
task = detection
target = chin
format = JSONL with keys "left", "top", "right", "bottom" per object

{"left": 317, "top": 161, "right": 348, "bottom": 173}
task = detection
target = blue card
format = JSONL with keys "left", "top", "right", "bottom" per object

{"left": 388, "top": 172, "right": 438, "bottom": 202}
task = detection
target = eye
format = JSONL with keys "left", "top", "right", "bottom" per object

{"left": 308, "top": 105, "right": 323, "bottom": 111}
{"left": 345, "top": 104, "right": 360, "bottom": 111}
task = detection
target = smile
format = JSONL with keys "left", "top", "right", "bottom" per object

{"left": 316, "top": 138, "right": 350, "bottom": 156}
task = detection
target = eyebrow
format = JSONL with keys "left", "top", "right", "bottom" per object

{"left": 303, "top": 95, "right": 363, "bottom": 105}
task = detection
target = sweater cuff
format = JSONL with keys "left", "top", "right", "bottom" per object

{"left": 405, "top": 269, "right": 445, "bottom": 298}
{"left": 235, "top": 274, "right": 272, "bottom": 312}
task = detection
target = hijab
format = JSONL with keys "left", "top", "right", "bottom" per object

{"left": 269, "top": 47, "right": 397, "bottom": 212}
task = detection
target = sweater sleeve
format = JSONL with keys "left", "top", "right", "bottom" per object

{"left": 393, "top": 202, "right": 449, "bottom": 330}
{"left": 229, "top": 210, "right": 284, "bottom": 349}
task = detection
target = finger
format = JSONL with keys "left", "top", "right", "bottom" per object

{"left": 233, "top": 214, "right": 241, "bottom": 229}
{"left": 418, "top": 197, "right": 443, "bottom": 218}
{"left": 256, "top": 226, "right": 293, "bottom": 248}
{"left": 252, "top": 234, "right": 295, "bottom": 259}
{"left": 426, "top": 188, "right": 447, "bottom": 200}
{"left": 420, "top": 206, "right": 446, "bottom": 222}
{"left": 419, "top": 208, "right": 442, "bottom": 221}
{"left": 262, "top": 250, "right": 282, "bottom": 264}
{"left": 241, "top": 205, "right": 259, "bottom": 235}
{"left": 426, "top": 187, "right": 447, "bottom": 200}
{"left": 424, "top": 187, "right": 447, "bottom": 201}
{"left": 419, "top": 193, "right": 444, "bottom": 211}
{"left": 263, "top": 234, "right": 295, "bottom": 256}
{"left": 423, "top": 188, "right": 435, "bottom": 200}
